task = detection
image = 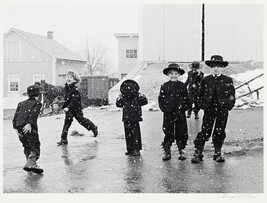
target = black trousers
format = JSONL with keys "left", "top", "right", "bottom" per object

{"left": 194, "top": 105, "right": 228, "bottom": 150}
{"left": 17, "top": 127, "right": 41, "bottom": 160}
{"left": 188, "top": 89, "right": 200, "bottom": 114}
{"left": 124, "top": 122, "right": 142, "bottom": 152}
{"left": 61, "top": 110, "right": 96, "bottom": 140}
{"left": 162, "top": 111, "right": 188, "bottom": 149}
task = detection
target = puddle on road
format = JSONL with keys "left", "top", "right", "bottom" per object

{"left": 60, "top": 140, "right": 99, "bottom": 166}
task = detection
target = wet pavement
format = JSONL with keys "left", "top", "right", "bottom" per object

{"left": 3, "top": 107, "right": 263, "bottom": 193}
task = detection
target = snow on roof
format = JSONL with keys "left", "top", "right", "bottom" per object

{"left": 5, "top": 28, "right": 86, "bottom": 62}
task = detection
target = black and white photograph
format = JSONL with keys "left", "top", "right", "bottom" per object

{"left": 1, "top": 0, "right": 265, "bottom": 201}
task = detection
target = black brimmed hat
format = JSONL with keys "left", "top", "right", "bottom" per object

{"left": 27, "top": 85, "right": 40, "bottom": 97}
{"left": 205, "top": 55, "right": 228, "bottom": 68}
{"left": 163, "top": 63, "right": 185, "bottom": 75}
{"left": 189, "top": 61, "right": 203, "bottom": 69}
{"left": 120, "top": 79, "right": 140, "bottom": 96}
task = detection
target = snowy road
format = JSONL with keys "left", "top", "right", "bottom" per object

{"left": 3, "top": 107, "right": 263, "bottom": 193}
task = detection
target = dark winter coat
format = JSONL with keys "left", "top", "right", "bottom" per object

{"left": 12, "top": 98, "right": 42, "bottom": 130}
{"left": 198, "top": 74, "right": 235, "bottom": 110}
{"left": 62, "top": 83, "right": 82, "bottom": 112}
{"left": 185, "top": 70, "right": 204, "bottom": 91}
{"left": 158, "top": 81, "right": 190, "bottom": 113}
{"left": 116, "top": 93, "right": 148, "bottom": 122}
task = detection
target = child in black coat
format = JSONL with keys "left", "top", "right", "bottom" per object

{"left": 191, "top": 55, "right": 236, "bottom": 163}
{"left": 158, "top": 63, "right": 190, "bottom": 161}
{"left": 13, "top": 84, "right": 43, "bottom": 174}
{"left": 116, "top": 80, "right": 148, "bottom": 156}
{"left": 57, "top": 70, "right": 98, "bottom": 145}
{"left": 185, "top": 61, "right": 204, "bottom": 119}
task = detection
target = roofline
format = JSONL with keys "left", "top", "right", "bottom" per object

{"left": 114, "top": 33, "right": 139, "bottom": 38}
{"left": 4, "top": 28, "right": 86, "bottom": 62}
{"left": 5, "top": 28, "right": 57, "bottom": 58}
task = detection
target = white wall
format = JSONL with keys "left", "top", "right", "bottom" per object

{"left": 139, "top": 4, "right": 201, "bottom": 62}
{"left": 139, "top": 4, "right": 263, "bottom": 62}
{"left": 205, "top": 4, "right": 263, "bottom": 61}
{"left": 139, "top": 5, "right": 164, "bottom": 61}
{"left": 117, "top": 36, "right": 138, "bottom": 78}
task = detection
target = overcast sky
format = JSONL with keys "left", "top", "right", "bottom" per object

{"left": 2, "top": 4, "right": 140, "bottom": 72}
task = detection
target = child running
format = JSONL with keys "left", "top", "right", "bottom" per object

{"left": 57, "top": 70, "right": 98, "bottom": 145}
{"left": 13, "top": 84, "right": 44, "bottom": 174}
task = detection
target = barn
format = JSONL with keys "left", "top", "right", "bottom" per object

{"left": 3, "top": 28, "right": 87, "bottom": 97}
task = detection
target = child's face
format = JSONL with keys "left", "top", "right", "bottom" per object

{"left": 211, "top": 65, "right": 222, "bottom": 76}
{"left": 66, "top": 74, "right": 76, "bottom": 85}
{"left": 168, "top": 70, "right": 180, "bottom": 81}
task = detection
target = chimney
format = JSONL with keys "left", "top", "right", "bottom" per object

{"left": 47, "top": 31, "right": 53, "bottom": 39}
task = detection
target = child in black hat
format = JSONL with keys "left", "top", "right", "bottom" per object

{"left": 57, "top": 70, "right": 98, "bottom": 145}
{"left": 158, "top": 63, "right": 190, "bottom": 161}
{"left": 185, "top": 61, "right": 204, "bottom": 119}
{"left": 191, "top": 55, "right": 235, "bottom": 163}
{"left": 13, "top": 84, "right": 44, "bottom": 174}
{"left": 116, "top": 79, "right": 148, "bottom": 156}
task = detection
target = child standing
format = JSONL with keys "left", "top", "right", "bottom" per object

{"left": 57, "top": 70, "right": 98, "bottom": 145}
{"left": 13, "top": 84, "right": 43, "bottom": 174}
{"left": 185, "top": 61, "right": 204, "bottom": 119}
{"left": 116, "top": 79, "right": 148, "bottom": 156}
{"left": 158, "top": 63, "right": 190, "bottom": 161}
{"left": 191, "top": 55, "right": 235, "bottom": 163}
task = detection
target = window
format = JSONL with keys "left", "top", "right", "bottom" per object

{"left": 8, "top": 75, "right": 19, "bottom": 92}
{"left": 126, "top": 49, "right": 137, "bottom": 58}
{"left": 10, "top": 82, "right": 18, "bottom": 92}
{"left": 33, "top": 75, "right": 45, "bottom": 84}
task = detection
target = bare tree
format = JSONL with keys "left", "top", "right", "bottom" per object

{"left": 81, "top": 40, "right": 113, "bottom": 76}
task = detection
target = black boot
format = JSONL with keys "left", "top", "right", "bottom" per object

{"left": 23, "top": 152, "right": 44, "bottom": 174}
{"left": 213, "top": 148, "right": 225, "bottom": 162}
{"left": 191, "top": 139, "right": 205, "bottom": 163}
{"left": 177, "top": 142, "right": 186, "bottom": 160}
{"left": 161, "top": 142, "right": 171, "bottom": 161}
{"left": 191, "top": 149, "right": 203, "bottom": 163}
{"left": 178, "top": 150, "right": 186, "bottom": 160}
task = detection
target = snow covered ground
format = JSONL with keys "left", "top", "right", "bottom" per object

{"left": 231, "top": 69, "right": 264, "bottom": 109}
{"left": 2, "top": 68, "right": 264, "bottom": 111}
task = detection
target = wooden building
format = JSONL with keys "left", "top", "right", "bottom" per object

{"left": 3, "top": 28, "right": 86, "bottom": 97}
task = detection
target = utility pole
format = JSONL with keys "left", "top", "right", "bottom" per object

{"left": 201, "top": 3, "right": 205, "bottom": 61}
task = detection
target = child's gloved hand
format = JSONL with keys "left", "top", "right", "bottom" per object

{"left": 23, "top": 124, "right": 32, "bottom": 134}
{"left": 15, "top": 129, "right": 23, "bottom": 138}
{"left": 64, "top": 108, "right": 69, "bottom": 112}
